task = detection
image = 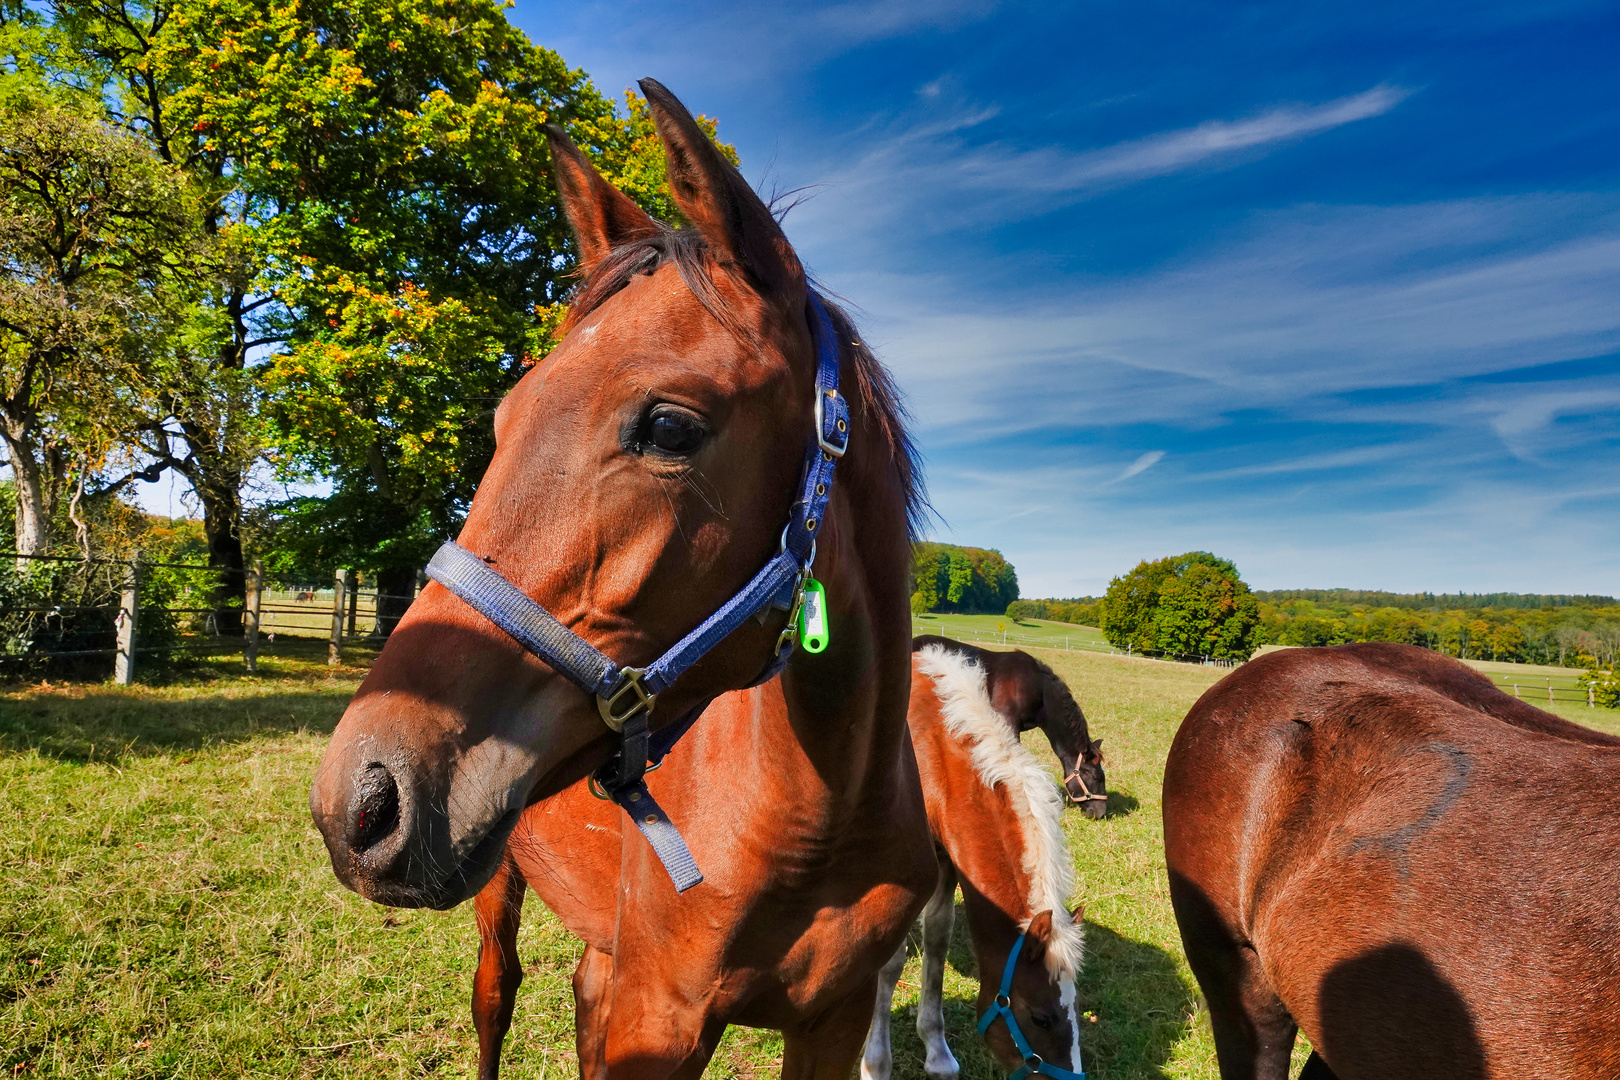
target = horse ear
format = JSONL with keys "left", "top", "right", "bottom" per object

{"left": 545, "top": 125, "right": 661, "bottom": 274}
{"left": 1069, "top": 904, "right": 1084, "bottom": 926}
{"left": 1090, "top": 738, "right": 1103, "bottom": 755}
{"left": 1023, "top": 911, "right": 1055, "bottom": 964}
{"left": 637, "top": 77, "right": 804, "bottom": 298}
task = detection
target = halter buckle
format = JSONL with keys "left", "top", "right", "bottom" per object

{"left": 597, "top": 666, "right": 655, "bottom": 732}
{"left": 813, "top": 388, "right": 848, "bottom": 459}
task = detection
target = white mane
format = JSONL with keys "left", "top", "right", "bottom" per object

{"left": 916, "top": 643, "right": 1085, "bottom": 981}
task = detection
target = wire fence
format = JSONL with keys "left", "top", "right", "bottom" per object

{"left": 0, "top": 550, "right": 422, "bottom": 682}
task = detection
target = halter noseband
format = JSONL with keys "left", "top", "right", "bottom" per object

{"left": 977, "top": 931, "right": 1086, "bottom": 1080}
{"left": 424, "top": 292, "right": 849, "bottom": 893}
{"left": 1063, "top": 769, "right": 1108, "bottom": 807}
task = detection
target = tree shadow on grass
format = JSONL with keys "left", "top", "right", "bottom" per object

{"left": 0, "top": 687, "right": 353, "bottom": 764}
{"left": 0, "top": 638, "right": 373, "bottom": 762}
{"left": 928, "top": 905, "right": 1192, "bottom": 1079}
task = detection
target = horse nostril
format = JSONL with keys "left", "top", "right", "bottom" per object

{"left": 352, "top": 763, "right": 400, "bottom": 854}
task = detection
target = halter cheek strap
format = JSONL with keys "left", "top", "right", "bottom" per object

{"left": 424, "top": 292, "right": 849, "bottom": 893}
{"left": 977, "top": 931, "right": 1086, "bottom": 1080}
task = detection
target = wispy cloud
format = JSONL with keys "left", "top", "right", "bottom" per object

{"left": 960, "top": 85, "right": 1414, "bottom": 194}
{"left": 1115, "top": 450, "right": 1165, "bottom": 482}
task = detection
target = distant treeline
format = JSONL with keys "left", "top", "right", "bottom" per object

{"left": 1254, "top": 589, "right": 1617, "bottom": 611}
{"left": 1006, "top": 598, "right": 1104, "bottom": 627}
{"left": 1015, "top": 584, "right": 1620, "bottom": 670}
{"left": 910, "top": 543, "right": 1019, "bottom": 615}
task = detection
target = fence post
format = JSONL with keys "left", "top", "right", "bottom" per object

{"left": 114, "top": 550, "right": 141, "bottom": 686}
{"left": 329, "top": 568, "right": 347, "bottom": 666}
{"left": 346, "top": 571, "right": 359, "bottom": 638}
{"left": 1591, "top": 685, "right": 1596, "bottom": 708}
{"left": 244, "top": 559, "right": 263, "bottom": 674}
{"left": 1548, "top": 681, "right": 1554, "bottom": 705}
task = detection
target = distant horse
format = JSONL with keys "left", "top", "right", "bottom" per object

{"left": 913, "top": 635, "right": 1107, "bottom": 817}
{"left": 467, "top": 644, "right": 1086, "bottom": 1080}
{"left": 310, "top": 79, "right": 937, "bottom": 1079}
{"left": 1163, "top": 642, "right": 1620, "bottom": 1080}
{"left": 862, "top": 641, "right": 1087, "bottom": 1080}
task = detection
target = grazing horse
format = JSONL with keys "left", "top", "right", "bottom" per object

{"left": 912, "top": 636, "right": 1107, "bottom": 817}
{"left": 861, "top": 641, "right": 1087, "bottom": 1080}
{"left": 310, "top": 79, "right": 937, "bottom": 1079}
{"left": 1163, "top": 642, "right": 1620, "bottom": 1080}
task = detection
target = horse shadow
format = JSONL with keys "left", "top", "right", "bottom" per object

{"left": 1102, "top": 791, "right": 1141, "bottom": 818}
{"left": 880, "top": 904, "right": 1193, "bottom": 1079}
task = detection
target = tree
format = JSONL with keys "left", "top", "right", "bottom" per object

{"left": 910, "top": 542, "right": 1019, "bottom": 614}
{"left": 46, "top": 0, "right": 704, "bottom": 634}
{"left": 1152, "top": 559, "right": 1261, "bottom": 660}
{"left": 0, "top": 92, "right": 195, "bottom": 556}
{"left": 1102, "top": 551, "right": 1258, "bottom": 658}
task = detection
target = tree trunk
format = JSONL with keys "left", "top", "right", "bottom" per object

{"left": 374, "top": 564, "right": 418, "bottom": 639}
{"left": 2, "top": 421, "right": 56, "bottom": 568}
{"left": 197, "top": 474, "right": 246, "bottom": 637}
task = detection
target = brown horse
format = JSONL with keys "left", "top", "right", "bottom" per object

{"left": 861, "top": 640, "right": 1087, "bottom": 1080}
{"left": 469, "top": 643, "right": 1086, "bottom": 1080}
{"left": 912, "top": 636, "right": 1107, "bottom": 817}
{"left": 1163, "top": 642, "right": 1620, "bottom": 1080}
{"left": 310, "top": 80, "right": 937, "bottom": 1079}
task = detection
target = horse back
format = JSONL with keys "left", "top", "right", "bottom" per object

{"left": 1165, "top": 643, "right": 1620, "bottom": 1077}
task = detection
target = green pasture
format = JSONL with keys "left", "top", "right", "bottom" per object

{"left": 2, "top": 644, "right": 1616, "bottom": 1079}
{"left": 912, "top": 613, "right": 1113, "bottom": 653}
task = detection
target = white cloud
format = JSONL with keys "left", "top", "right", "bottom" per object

{"left": 1115, "top": 450, "right": 1165, "bottom": 482}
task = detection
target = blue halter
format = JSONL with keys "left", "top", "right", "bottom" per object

{"left": 977, "top": 932, "right": 1086, "bottom": 1080}
{"left": 423, "top": 292, "right": 849, "bottom": 893}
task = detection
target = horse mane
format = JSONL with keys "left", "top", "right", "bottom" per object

{"left": 562, "top": 224, "right": 927, "bottom": 539}
{"left": 1029, "top": 653, "right": 1091, "bottom": 750}
{"left": 915, "top": 642, "right": 1085, "bottom": 980}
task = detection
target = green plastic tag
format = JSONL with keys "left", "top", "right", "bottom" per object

{"left": 798, "top": 578, "right": 829, "bottom": 653}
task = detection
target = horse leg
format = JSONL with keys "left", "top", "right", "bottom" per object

{"left": 859, "top": 940, "right": 911, "bottom": 1080}
{"left": 1297, "top": 1051, "right": 1341, "bottom": 1079}
{"left": 573, "top": 945, "right": 614, "bottom": 1080}
{"left": 783, "top": 979, "right": 886, "bottom": 1080}
{"left": 472, "top": 852, "right": 527, "bottom": 1080}
{"left": 1169, "top": 878, "right": 1296, "bottom": 1080}
{"left": 916, "top": 860, "right": 961, "bottom": 1080}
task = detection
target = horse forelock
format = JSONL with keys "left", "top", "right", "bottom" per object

{"left": 916, "top": 643, "right": 1085, "bottom": 981}
{"left": 561, "top": 225, "right": 926, "bottom": 540}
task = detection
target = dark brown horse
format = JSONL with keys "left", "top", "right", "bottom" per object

{"left": 310, "top": 80, "right": 937, "bottom": 1079}
{"left": 912, "top": 636, "right": 1107, "bottom": 817}
{"left": 1163, "top": 642, "right": 1620, "bottom": 1080}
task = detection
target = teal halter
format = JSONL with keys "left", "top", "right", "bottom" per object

{"left": 976, "top": 932, "right": 1086, "bottom": 1080}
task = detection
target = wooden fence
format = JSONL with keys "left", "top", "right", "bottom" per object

{"left": 0, "top": 551, "right": 420, "bottom": 683}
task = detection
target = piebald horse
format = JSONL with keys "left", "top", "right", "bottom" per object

{"left": 310, "top": 80, "right": 937, "bottom": 1079}
{"left": 911, "top": 636, "right": 1107, "bottom": 817}
{"left": 862, "top": 641, "right": 1087, "bottom": 1080}
{"left": 1164, "top": 642, "right": 1620, "bottom": 1080}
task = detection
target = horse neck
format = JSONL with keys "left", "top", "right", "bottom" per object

{"left": 773, "top": 348, "right": 913, "bottom": 804}
{"left": 960, "top": 877, "right": 1027, "bottom": 1004}
{"left": 1041, "top": 710, "right": 1087, "bottom": 778}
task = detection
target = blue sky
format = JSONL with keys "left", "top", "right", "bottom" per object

{"left": 150, "top": 1, "right": 1620, "bottom": 598}
{"left": 504, "top": 0, "right": 1620, "bottom": 598}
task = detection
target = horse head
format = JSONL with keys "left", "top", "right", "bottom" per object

{"left": 310, "top": 80, "right": 835, "bottom": 909}
{"left": 1040, "top": 672, "right": 1106, "bottom": 819}
{"left": 980, "top": 908, "right": 1087, "bottom": 1078}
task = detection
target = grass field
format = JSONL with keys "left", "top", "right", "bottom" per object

{"left": 912, "top": 613, "right": 1114, "bottom": 653}
{"left": 3, "top": 643, "right": 1617, "bottom": 1078}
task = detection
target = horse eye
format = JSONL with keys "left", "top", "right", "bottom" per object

{"left": 646, "top": 408, "right": 706, "bottom": 456}
{"left": 1031, "top": 1009, "right": 1060, "bottom": 1030}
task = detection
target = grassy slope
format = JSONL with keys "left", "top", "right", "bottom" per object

{"left": 2, "top": 643, "right": 1616, "bottom": 1078}
{"left": 912, "top": 613, "right": 1113, "bottom": 651}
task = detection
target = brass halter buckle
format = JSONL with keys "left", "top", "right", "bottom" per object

{"left": 597, "top": 666, "right": 656, "bottom": 733}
